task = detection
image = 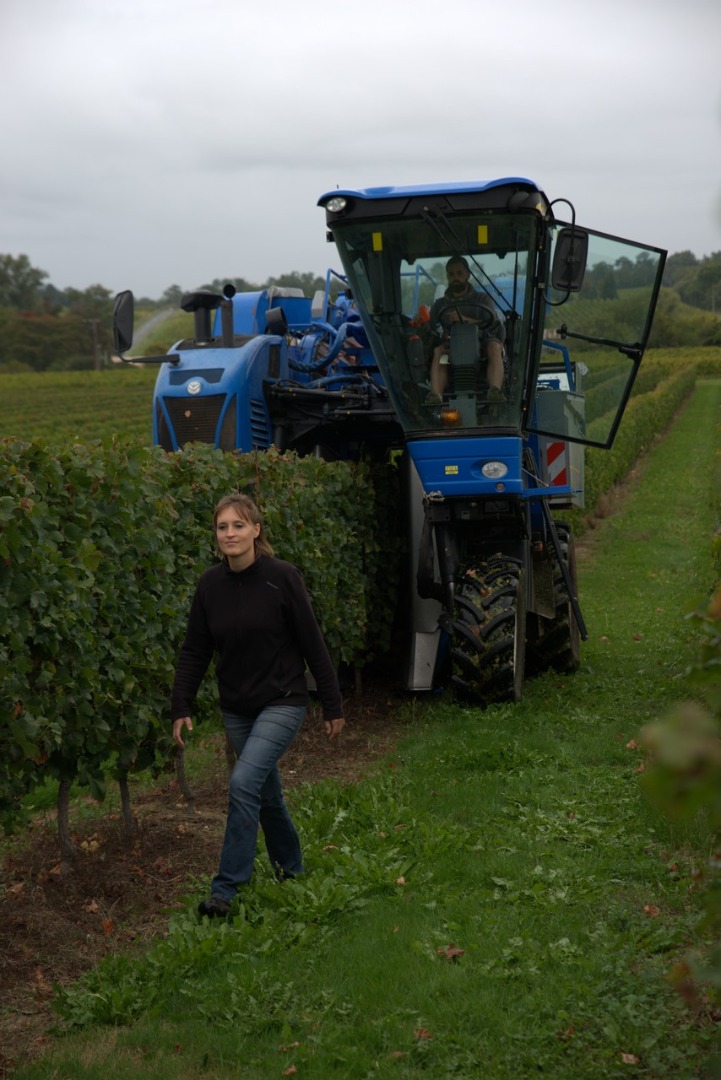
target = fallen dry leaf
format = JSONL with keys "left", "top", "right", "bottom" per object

{"left": 279, "top": 1043, "right": 300, "bottom": 1052}
{"left": 620, "top": 1052, "right": 639, "bottom": 1064}
{"left": 643, "top": 904, "right": 660, "bottom": 918}
{"left": 437, "top": 944, "right": 465, "bottom": 961}
{"left": 395, "top": 876, "right": 407, "bottom": 886}
{"left": 282, "top": 1067, "right": 298, "bottom": 1077}
{"left": 414, "top": 1027, "right": 432, "bottom": 1040}
{"left": 626, "top": 739, "right": 639, "bottom": 751}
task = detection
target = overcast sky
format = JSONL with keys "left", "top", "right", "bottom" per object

{"left": 2, "top": 0, "right": 720, "bottom": 300}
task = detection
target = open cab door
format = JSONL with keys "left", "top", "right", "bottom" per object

{"left": 528, "top": 225, "right": 667, "bottom": 450}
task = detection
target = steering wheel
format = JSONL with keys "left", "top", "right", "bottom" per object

{"left": 446, "top": 304, "right": 496, "bottom": 334}
{"left": 476, "top": 306, "right": 496, "bottom": 332}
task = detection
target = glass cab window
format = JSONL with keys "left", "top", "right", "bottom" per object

{"left": 331, "top": 214, "right": 540, "bottom": 436}
{"left": 532, "top": 226, "right": 665, "bottom": 449}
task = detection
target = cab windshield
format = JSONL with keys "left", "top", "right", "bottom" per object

{"left": 331, "top": 213, "right": 539, "bottom": 435}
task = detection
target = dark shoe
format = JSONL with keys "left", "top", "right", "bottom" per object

{"left": 198, "top": 895, "right": 231, "bottom": 918}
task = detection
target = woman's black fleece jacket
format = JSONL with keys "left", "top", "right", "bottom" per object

{"left": 171, "top": 555, "right": 343, "bottom": 722}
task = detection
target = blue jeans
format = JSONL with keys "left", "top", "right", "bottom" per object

{"left": 211, "top": 704, "right": 306, "bottom": 901}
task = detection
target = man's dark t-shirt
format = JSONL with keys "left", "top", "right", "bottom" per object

{"left": 430, "top": 284, "right": 505, "bottom": 345}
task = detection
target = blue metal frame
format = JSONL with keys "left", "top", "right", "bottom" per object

{"left": 407, "top": 435, "right": 576, "bottom": 501}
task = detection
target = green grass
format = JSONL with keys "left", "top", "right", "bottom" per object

{"left": 12, "top": 381, "right": 721, "bottom": 1079}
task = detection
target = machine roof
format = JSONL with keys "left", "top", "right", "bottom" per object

{"left": 318, "top": 177, "right": 539, "bottom": 204}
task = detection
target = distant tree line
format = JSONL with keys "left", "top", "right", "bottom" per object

{"left": 0, "top": 254, "right": 115, "bottom": 372}
{"left": 663, "top": 250, "right": 721, "bottom": 312}
{"left": 0, "top": 256, "right": 327, "bottom": 373}
{"left": 1, "top": 249, "right": 720, "bottom": 373}
{"left": 653, "top": 251, "right": 721, "bottom": 346}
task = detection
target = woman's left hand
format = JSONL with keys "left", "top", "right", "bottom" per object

{"left": 325, "top": 717, "right": 345, "bottom": 740}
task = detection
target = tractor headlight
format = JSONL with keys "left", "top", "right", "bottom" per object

{"left": 481, "top": 460, "right": 508, "bottom": 480}
{"left": 326, "top": 196, "right": 348, "bottom": 213}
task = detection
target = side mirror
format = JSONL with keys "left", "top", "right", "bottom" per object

{"left": 113, "top": 290, "right": 135, "bottom": 354}
{"left": 551, "top": 227, "right": 589, "bottom": 293}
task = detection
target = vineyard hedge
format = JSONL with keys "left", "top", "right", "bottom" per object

{"left": 0, "top": 441, "right": 402, "bottom": 828}
{"left": 647, "top": 345, "right": 721, "bottom": 377}
{"left": 0, "top": 355, "right": 707, "bottom": 829}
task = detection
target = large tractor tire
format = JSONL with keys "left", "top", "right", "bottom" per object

{"left": 449, "top": 555, "right": 527, "bottom": 704}
{"left": 526, "top": 522, "right": 580, "bottom": 676}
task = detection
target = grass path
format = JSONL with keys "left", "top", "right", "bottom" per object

{"left": 16, "top": 382, "right": 721, "bottom": 1080}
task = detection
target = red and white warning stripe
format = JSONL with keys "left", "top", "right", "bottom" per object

{"left": 546, "top": 441, "right": 568, "bottom": 486}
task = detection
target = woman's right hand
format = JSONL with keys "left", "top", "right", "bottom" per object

{"left": 173, "top": 716, "right": 193, "bottom": 749}
{"left": 325, "top": 717, "right": 345, "bottom": 740}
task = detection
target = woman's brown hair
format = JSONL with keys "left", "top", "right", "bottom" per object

{"left": 212, "top": 493, "right": 274, "bottom": 559}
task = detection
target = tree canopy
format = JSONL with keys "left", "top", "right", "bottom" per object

{"left": 0, "top": 253, "right": 49, "bottom": 310}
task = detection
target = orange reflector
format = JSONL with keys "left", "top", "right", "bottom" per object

{"left": 441, "top": 408, "right": 461, "bottom": 426}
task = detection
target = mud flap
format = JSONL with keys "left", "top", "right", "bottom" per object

{"left": 531, "top": 546, "right": 556, "bottom": 619}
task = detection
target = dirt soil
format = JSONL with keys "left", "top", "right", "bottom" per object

{"left": 0, "top": 688, "right": 411, "bottom": 1077}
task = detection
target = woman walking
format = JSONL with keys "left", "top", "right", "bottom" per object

{"left": 171, "top": 493, "right": 344, "bottom": 917}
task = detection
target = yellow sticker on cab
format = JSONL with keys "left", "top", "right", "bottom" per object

{"left": 445, "top": 465, "right": 459, "bottom": 475}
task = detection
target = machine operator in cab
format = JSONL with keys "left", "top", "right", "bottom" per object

{"left": 428, "top": 255, "right": 505, "bottom": 401}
